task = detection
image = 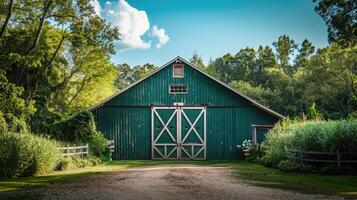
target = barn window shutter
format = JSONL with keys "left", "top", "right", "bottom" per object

{"left": 173, "top": 64, "right": 184, "bottom": 78}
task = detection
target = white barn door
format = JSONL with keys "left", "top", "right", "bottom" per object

{"left": 151, "top": 107, "right": 206, "bottom": 160}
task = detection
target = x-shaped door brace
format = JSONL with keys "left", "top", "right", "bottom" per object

{"left": 152, "top": 107, "right": 206, "bottom": 160}
{"left": 181, "top": 109, "right": 204, "bottom": 144}
{"left": 153, "top": 109, "right": 177, "bottom": 144}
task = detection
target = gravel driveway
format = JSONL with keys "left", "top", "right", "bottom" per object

{"left": 1, "top": 166, "right": 341, "bottom": 200}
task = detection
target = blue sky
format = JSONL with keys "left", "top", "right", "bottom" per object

{"left": 94, "top": 0, "right": 328, "bottom": 66}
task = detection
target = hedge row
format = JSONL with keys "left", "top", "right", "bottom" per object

{"left": 37, "top": 111, "right": 98, "bottom": 143}
{"left": 0, "top": 131, "right": 61, "bottom": 178}
{"left": 259, "top": 119, "right": 357, "bottom": 174}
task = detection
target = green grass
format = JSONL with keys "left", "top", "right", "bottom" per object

{"left": 0, "top": 160, "right": 356, "bottom": 198}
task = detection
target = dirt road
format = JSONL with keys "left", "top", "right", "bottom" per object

{"left": 1, "top": 166, "right": 341, "bottom": 200}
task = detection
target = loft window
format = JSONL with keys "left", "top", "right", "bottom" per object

{"left": 173, "top": 64, "right": 184, "bottom": 78}
{"left": 169, "top": 84, "right": 188, "bottom": 94}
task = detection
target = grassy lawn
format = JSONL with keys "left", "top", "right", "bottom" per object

{"left": 0, "top": 160, "right": 356, "bottom": 198}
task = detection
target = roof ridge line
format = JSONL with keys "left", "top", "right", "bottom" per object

{"left": 87, "top": 56, "right": 284, "bottom": 119}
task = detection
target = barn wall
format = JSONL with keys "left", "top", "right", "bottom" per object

{"left": 92, "top": 62, "right": 280, "bottom": 160}
{"left": 93, "top": 105, "right": 276, "bottom": 160}
{"left": 106, "top": 63, "right": 251, "bottom": 106}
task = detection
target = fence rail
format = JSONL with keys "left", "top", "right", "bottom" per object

{"left": 292, "top": 150, "right": 357, "bottom": 167}
{"left": 59, "top": 144, "right": 89, "bottom": 158}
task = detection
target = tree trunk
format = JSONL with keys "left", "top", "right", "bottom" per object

{"left": 0, "top": 0, "right": 14, "bottom": 39}
{"left": 44, "top": 33, "right": 66, "bottom": 75}
{"left": 26, "top": 0, "right": 53, "bottom": 55}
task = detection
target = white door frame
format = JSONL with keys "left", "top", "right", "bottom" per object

{"left": 151, "top": 106, "right": 206, "bottom": 160}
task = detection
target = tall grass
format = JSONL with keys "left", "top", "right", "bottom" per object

{"left": 261, "top": 119, "right": 357, "bottom": 168}
{"left": 0, "top": 131, "right": 61, "bottom": 178}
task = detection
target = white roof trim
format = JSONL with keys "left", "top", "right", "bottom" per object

{"left": 87, "top": 56, "right": 285, "bottom": 119}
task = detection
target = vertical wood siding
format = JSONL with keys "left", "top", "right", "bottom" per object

{"left": 92, "top": 63, "right": 279, "bottom": 160}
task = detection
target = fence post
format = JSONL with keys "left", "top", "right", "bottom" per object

{"left": 86, "top": 143, "right": 89, "bottom": 157}
{"left": 337, "top": 151, "right": 341, "bottom": 167}
{"left": 299, "top": 150, "right": 303, "bottom": 164}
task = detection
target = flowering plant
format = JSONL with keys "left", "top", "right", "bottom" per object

{"left": 241, "top": 139, "right": 253, "bottom": 151}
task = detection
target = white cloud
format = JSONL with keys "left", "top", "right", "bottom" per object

{"left": 151, "top": 25, "right": 170, "bottom": 48}
{"left": 103, "top": 0, "right": 151, "bottom": 49}
{"left": 91, "top": 0, "right": 169, "bottom": 50}
{"left": 90, "top": 0, "right": 101, "bottom": 17}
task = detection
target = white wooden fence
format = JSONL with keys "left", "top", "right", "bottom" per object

{"left": 59, "top": 144, "right": 89, "bottom": 158}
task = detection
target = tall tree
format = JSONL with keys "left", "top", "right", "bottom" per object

{"left": 214, "top": 53, "right": 235, "bottom": 83}
{"left": 273, "top": 35, "right": 297, "bottom": 73}
{"left": 0, "top": 0, "right": 120, "bottom": 126}
{"left": 190, "top": 51, "right": 206, "bottom": 69}
{"left": 233, "top": 48, "right": 255, "bottom": 82}
{"left": 0, "top": 0, "right": 14, "bottom": 39}
{"left": 294, "top": 39, "right": 315, "bottom": 69}
{"left": 254, "top": 45, "right": 278, "bottom": 86}
{"left": 302, "top": 44, "right": 357, "bottom": 118}
{"left": 314, "top": 0, "right": 357, "bottom": 46}
{"left": 115, "top": 63, "right": 157, "bottom": 90}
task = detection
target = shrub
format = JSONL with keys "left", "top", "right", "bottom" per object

{"left": 88, "top": 132, "right": 107, "bottom": 157}
{"left": 46, "top": 111, "right": 97, "bottom": 143}
{"left": 56, "top": 156, "right": 102, "bottom": 171}
{"left": 277, "top": 160, "right": 301, "bottom": 172}
{"left": 0, "top": 132, "right": 61, "bottom": 178}
{"left": 260, "top": 119, "right": 357, "bottom": 174}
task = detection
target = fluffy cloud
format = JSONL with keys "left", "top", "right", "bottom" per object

{"left": 102, "top": 0, "right": 152, "bottom": 49}
{"left": 90, "top": 0, "right": 101, "bottom": 16}
{"left": 92, "top": 0, "right": 170, "bottom": 50}
{"left": 151, "top": 25, "right": 170, "bottom": 48}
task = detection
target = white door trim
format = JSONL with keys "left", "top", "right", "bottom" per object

{"left": 151, "top": 106, "right": 206, "bottom": 160}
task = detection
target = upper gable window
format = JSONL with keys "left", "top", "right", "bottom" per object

{"left": 173, "top": 64, "right": 184, "bottom": 78}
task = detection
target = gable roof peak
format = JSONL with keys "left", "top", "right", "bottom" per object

{"left": 87, "top": 56, "right": 284, "bottom": 119}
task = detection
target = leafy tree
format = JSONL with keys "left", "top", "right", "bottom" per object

{"left": 254, "top": 46, "right": 278, "bottom": 86}
{"left": 0, "top": 71, "right": 35, "bottom": 132}
{"left": 294, "top": 39, "right": 315, "bottom": 69}
{"left": 204, "top": 58, "right": 221, "bottom": 79}
{"left": 233, "top": 48, "right": 255, "bottom": 82}
{"left": 190, "top": 51, "right": 206, "bottom": 69}
{"left": 0, "top": 0, "right": 120, "bottom": 128}
{"left": 214, "top": 53, "right": 235, "bottom": 83}
{"left": 314, "top": 0, "right": 357, "bottom": 46}
{"left": 273, "top": 35, "right": 297, "bottom": 74}
{"left": 302, "top": 44, "right": 357, "bottom": 118}
{"left": 230, "top": 80, "right": 282, "bottom": 111}
{"left": 115, "top": 63, "right": 156, "bottom": 90}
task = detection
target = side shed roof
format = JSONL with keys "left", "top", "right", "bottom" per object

{"left": 88, "top": 56, "right": 285, "bottom": 119}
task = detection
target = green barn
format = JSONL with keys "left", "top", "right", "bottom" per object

{"left": 89, "top": 56, "right": 283, "bottom": 160}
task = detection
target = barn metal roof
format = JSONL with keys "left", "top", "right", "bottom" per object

{"left": 87, "top": 56, "right": 285, "bottom": 119}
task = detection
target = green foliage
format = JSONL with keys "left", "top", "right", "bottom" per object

{"left": 0, "top": 0, "right": 120, "bottom": 127}
{"left": 277, "top": 160, "right": 301, "bottom": 172}
{"left": 230, "top": 80, "right": 282, "bottom": 111}
{"left": 261, "top": 119, "right": 357, "bottom": 172}
{"left": 303, "top": 44, "right": 357, "bottom": 118}
{"left": 88, "top": 132, "right": 107, "bottom": 157}
{"left": 190, "top": 51, "right": 206, "bottom": 69}
{"left": 115, "top": 63, "right": 157, "bottom": 90}
{"left": 273, "top": 34, "right": 297, "bottom": 72}
{"left": 314, "top": 0, "right": 357, "bottom": 46}
{"left": 205, "top": 35, "right": 357, "bottom": 119}
{"left": 0, "top": 72, "right": 35, "bottom": 132}
{"left": 42, "top": 111, "right": 98, "bottom": 143}
{"left": 0, "top": 131, "right": 61, "bottom": 178}
{"left": 56, "top": 156, "right": 102, "bottom": 171}
{"left": 308, "top": 103, "right": 323, "bottom": 120}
